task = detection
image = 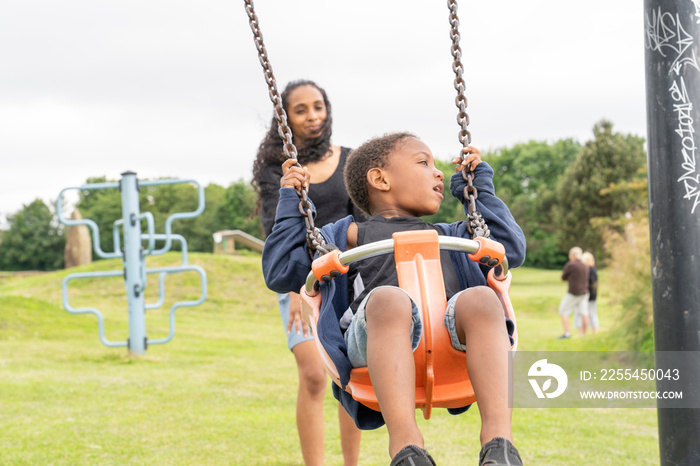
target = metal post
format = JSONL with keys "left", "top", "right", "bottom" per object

{"left": 120, "top": 171, "right": 147, "bottom": 355}
{"left": 644, "top": 1, "right": 700, "bottom": 463}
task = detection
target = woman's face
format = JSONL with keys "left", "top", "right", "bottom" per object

{"left": 286, "top": 85, "right": 327, "bottom": 142}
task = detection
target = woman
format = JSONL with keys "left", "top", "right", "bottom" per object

{"left": 252, "top": 80, "right": 364, "bottom": 466}
{"left": 581, "top": 251, "right": 599, "bottom": 333}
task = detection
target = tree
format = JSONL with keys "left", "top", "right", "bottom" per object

{"left": 75, "top": 176, "right": 263, "bottom": 256}
{"left": 487, "top": 139, "right": 580, "bottom": 204}
{"left": 75, "top": 176, "right": 122, "bottom": 255}
{"left": 153, "top": 182, "right": 227, "bottom": 253}
{"left": 484, "top": 139, "right": 581, "bottom": 268}
{"left": 553, "top": 120, "right": 646, "bottom": 256}
{"left": 215, "top": 181, "right": 263, "bottom": 238}
{"left": 76, "top": 176, "right": 202, "bottom": 255}
{"left": 0, "top": 199, "right": 65, "bottom": 271}
{"left": 165, "top": 181, "right": 262, "bottom": 252}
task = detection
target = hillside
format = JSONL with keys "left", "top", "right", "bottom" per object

{"left": 0, "top": 253, "right": 659, "bottom": 464}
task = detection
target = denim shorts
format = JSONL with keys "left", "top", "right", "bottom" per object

{"left": 278, "top": 293, "right": 314, "bottom": 351}
{"left": 344, "top": 286, "right": 471, "bottom": 368}
{"left": 444, "top": 289, "right": 468, "bottom": 352}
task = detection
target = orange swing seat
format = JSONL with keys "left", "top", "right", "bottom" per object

{"left": 300, "top": 229, "right": 517, "bottom": 419}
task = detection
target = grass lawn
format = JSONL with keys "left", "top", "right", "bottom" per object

{"left": 0, "top": 253, "right": 659, "bottom": 464}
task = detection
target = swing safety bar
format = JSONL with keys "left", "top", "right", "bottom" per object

{"left": 304, "top": 235, "right": 509, "bottom": 295}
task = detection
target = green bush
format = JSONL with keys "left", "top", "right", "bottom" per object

{"left": 602, "top": 211, "right": 653, "bottom": 351}
{"left": 0, "top": 199, "right": 65, "bottom": 271}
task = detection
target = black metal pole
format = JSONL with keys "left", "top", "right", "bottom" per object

{"left": 644, "top": 1, "right": 700, "bottom": 464}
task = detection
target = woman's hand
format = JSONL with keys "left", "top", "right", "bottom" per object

{"left": 280, "top": 158, "right": 311, "bottom": 191}
{"left": 287, "top": 291, "right": 310, "bottom": 337}
{"left": 451, "top": 146, "right": 482, "bottom": 172}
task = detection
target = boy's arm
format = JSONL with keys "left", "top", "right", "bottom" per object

{"left": 262, "top": 188, "right": 315, "bottom": 293}
{"left": 450, "top": 162, "right": 527, "bottom": 268}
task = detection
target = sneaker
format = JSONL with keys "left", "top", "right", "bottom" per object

{"left": 390, "top": 445, "right": 436, "bottom": 466}
{"left": 558, "top": 333, "right": 571, "bottom": 339}
{"left": 479, "top": 437, "right": 522, "bottom": 466}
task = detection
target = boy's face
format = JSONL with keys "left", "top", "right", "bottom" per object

{"left": 382, "top": 137, "right": 445, "bottom": 217}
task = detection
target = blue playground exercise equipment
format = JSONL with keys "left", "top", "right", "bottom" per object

{"left": 56, "top": 171, "right": 208, "bottom": 355}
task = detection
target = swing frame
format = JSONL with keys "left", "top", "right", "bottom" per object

{"left": 300, "top": 229, "right": 517, "bottom": 419}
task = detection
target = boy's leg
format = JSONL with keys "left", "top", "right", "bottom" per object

{"left": 364, "top": 287, "right": 423, "bottom": 458}
{"left": 452, "top": 286, "right": 513, "bottom": 446}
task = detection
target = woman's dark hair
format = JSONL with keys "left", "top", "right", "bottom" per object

{"left": 251, "top": 80, "right": 333, "bottom": 206}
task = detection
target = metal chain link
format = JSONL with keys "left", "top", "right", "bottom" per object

{"left": 448, "top": 0, "right": 490, "bottom": 239}
{"left": 244, "top": 0, "right": 332, "bottom": 255}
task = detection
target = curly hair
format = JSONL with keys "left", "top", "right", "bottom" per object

{"left": 344, "top": 132, "right": 416, "bottom": 215}
{"left": 251, "top": 80, "right": 333, "bottom": 207}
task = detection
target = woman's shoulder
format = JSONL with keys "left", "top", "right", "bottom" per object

{"left": 334, "top": 146, "right": 351, "bottom": 170}
{"left": 336, "top": 146, "right": 352, "bottom": 162}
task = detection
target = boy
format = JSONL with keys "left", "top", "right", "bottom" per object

{"left": 263, "top": 133, "right": 526, "bottom": 465}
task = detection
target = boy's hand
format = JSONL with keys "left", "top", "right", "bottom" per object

{"left": 280, "top": 158, "right": 311, "bottom": 191}
{"left": 452, "top": 146, "right": 482, "bottom": 173}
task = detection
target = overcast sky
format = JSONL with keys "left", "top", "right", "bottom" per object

{"left": 0, "top": 0, "right": 647, "bottom": 226}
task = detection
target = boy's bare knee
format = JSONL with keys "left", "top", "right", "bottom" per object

{"left": 455, "top": 286, "right": 503, "bottom": 322}
{"left": 365, "top": 287, "right": 413, "bottom": 324}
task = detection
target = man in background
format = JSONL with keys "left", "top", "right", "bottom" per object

{"left": 557, "top": 246, "right": 589, "bottom": 338}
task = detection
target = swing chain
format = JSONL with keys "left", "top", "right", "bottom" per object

{"left": 244, "top": 0, "right": 331, "bottom": 256}
{"left": 299, "top": 190, "right": 333, "bottom": 255}
{"left": 462, "top": 175, "right": 490, "bottom": 238}
{"left": 448, "top": 0, "right": 490, "bottom": 239}
{"left": 448, "top": 0, "right": 471, "bottom": 150}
